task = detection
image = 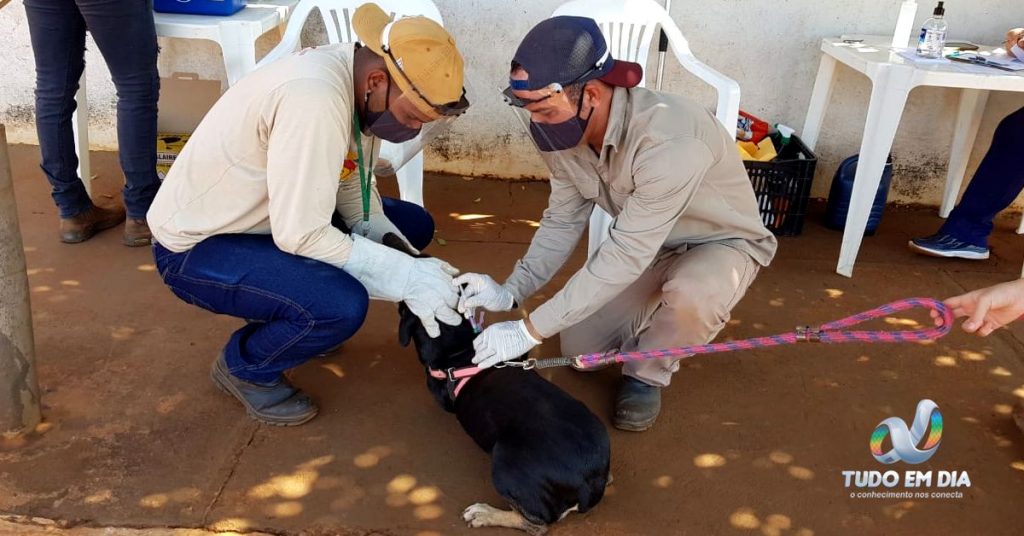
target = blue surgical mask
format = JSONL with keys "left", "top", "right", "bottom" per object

{"left": 363, "top": 80, "right": 421, "bottom": 143}
{"left": 529, "top": 91, "right": 593, "bottom": 152}
{"left": 366, "top": 111, "right": 421, "bottom": 143}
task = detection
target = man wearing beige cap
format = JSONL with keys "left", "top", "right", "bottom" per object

{"left": 146, "top": 3, "right": 469, "bottom": 426}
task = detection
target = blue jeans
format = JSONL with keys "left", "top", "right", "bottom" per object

{"left": 939, "top": 106, "right": 1024, "bottom": 248}
{"left": 24, "top": 0, "right": 161, "bottom": 219}
{"left": 380, "top": 197, "right": 435, "bottom": 249}
{"left": 153, "top": 199, "right": 434, "bottom": 383}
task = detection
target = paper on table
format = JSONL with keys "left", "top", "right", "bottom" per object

{"left": 893, "top": 48, "right": 950, "bottom": 64}
{"left": 947, "top": 51, "right": 1024, "bottom": 71}
{"left": 946, "top": 61, "right": 1024, "bottom": 76}
{"left": 983, "top": 54, "right": 1024, "bottom": 69}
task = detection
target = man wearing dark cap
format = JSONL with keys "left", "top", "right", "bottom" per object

{"left": 455, "top": 16, "right": 777, "bottom": 431}
{"left": 147, "top": 3, "right": 469, "bottom": 426}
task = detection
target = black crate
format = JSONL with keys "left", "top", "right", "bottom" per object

{"left": 744, "top": 134, "right": 818, "bottom": 237}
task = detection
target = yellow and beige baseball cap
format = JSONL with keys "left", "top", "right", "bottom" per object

{"left": 353, "top": 3, "right": 466, "bottom": 119}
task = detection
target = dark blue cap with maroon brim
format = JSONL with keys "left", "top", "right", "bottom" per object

{"left": 508, "top": 16, "right": 644, "bottom": 92}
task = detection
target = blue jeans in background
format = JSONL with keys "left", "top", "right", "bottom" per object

{"left": 939, "top": 106, "right": 1024, "bottom": 248}
{"left": 153, "top": 199, "right": 435, "bottom": 383}
{"left": 24, "top": 0, "right": 161, "bottom": 219}
{"left": 380, "top": 196, "right": 435, "bottom": 249}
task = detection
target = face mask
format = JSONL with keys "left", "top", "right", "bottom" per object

{"left": 363, "top": 80, "right": 422, "bottom": 143}
{"left": 529, "top": 91, "right": 593, "bottom": 152}
{"left": 366, "top": 111, "right": 421, "bottom": 143}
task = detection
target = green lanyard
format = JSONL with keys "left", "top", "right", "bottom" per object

{"left": 351, "top": 112, "right": 374, "bottom": 223}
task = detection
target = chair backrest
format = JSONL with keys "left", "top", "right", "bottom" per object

{"left": 551, "top": 0, "right": 739, "bottom": 132}
{"left": 311, "top": 0, "right": 443, "bottom": 44}
{"left": 551, "top": 0, "right": 693, "bottom": 89}
{"left": 259, "top": 0, "right": 443, "bottom": 67}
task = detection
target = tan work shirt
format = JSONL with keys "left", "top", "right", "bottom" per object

{"left": 148, "top": 44, "right": 385, "bottom": 269}
{"left": 506, "top": 86, "right": 778, "bottom": 338}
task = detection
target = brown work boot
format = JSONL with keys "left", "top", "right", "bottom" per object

{"left": 123, "top": 218, "right": 152, "bottom": 247}
{"left": 59, "top": 205, "right": 126, "bottom": 244}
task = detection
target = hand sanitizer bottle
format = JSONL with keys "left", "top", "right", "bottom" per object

{"left": 916, "top": 2, "right": 947, "bottom": 58}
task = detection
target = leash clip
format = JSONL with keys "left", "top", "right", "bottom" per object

{"left": 796, "top": 325, "right": 822, "bottom": 342}
{"left": 494, "top": 359, "right": 537, "bottom": 370}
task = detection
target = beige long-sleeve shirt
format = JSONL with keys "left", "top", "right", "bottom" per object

{"left": 148, "top": 44, "right": 384, "bottom": 269}
{"left": 506, "top": 86, "right": 778, "bottom": 338}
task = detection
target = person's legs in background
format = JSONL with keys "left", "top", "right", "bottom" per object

{"left": 24, "top": 0, "right": 126, "bottom": 243}
{"left": 76, "top": 0, "right": 161, "bottom": 246}
{"left": 910, "top": 106, "right": 1024, "bottom": 259}
{"left": 381, "top": 197, "right": 435, "bottom": 251}
{"left": 153, "top": 234, "right": 369, "bottom": 425}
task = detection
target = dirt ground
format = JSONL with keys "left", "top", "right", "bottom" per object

{"left": 3, "top": 145, "right": 1024, "bottom": 536}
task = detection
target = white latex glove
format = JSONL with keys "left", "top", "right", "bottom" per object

{"left": 351, "top": 213, "right": 418, "bottom": 254}
{"left": 453, "top": 273, "right": 515, "bottom": 316}
{"left": 471, "top": 320, "right": 541, "bottom": 369}
{"left": 344, "top": 235, "right": 461, "bottom": 337}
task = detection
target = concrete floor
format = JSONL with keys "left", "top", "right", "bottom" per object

{"left": 2, "top": 145, "right": 1024, "bottom": 536}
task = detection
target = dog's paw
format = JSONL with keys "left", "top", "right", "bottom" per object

{"left": 463, "top": 502, "right": 500, "bottom": 527}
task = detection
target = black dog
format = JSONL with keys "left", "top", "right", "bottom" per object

{"left": 397, "top": 303, "right": 611, "bottom": 535}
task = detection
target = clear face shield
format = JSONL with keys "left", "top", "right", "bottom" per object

{"left": 371, "top": 70, "right": 477, "bottom": 176}
{"left": 347, "top": 80, "right": 475, "bottom": 228}
{"left": 372, "top": 110, "right": 461, "bottom": 176}
{"left": 502, "top": 81, "right": 593, "bottom": 157}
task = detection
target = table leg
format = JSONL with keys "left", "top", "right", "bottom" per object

{"left": 801, "top": 54, "right": 838, "bottom": 152}
{"left": 218, "top": 21, "right": 258, "bottom": 89}
{"left": 836, "top": 68, "right": 913, "bottom": 277}
{"left": 940, "top": 88, "right": 989, "bottom": 218}
{"left": 72, "top": 70, "right": 91, "bottom": 197}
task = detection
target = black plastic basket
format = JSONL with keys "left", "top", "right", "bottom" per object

{"left": 744, "top": 134, "right": 817, "bottom": 237}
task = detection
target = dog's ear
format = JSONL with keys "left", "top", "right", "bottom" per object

{"left": 382, "top": 232, "right": 419, "bottom": 257}
{"left": 397, "top": 303, "right": 418, "bottom": 347}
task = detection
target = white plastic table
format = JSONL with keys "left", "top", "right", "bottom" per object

{"left": 801, "top": 35, "right": 1024, "bottom": 277}
{"left": 153, "top": 0, "right": 298, "bottom": 88}
{"left": 73, "top": 0, "right": 298, "bottom": 195}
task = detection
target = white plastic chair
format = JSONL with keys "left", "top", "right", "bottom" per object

{"left": 551, "top": 0, "right": 741, "bottom": 257}
{"left": 255, "top": 0, "right": 444, "bottom": 207}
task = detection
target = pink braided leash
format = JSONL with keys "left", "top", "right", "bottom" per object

{"left": 551, "top": 297, "right": 954, "bottom": 370}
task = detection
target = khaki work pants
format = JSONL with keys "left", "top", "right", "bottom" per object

{"left": 560, "top": 243, "right": 760, "bottom": 387}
